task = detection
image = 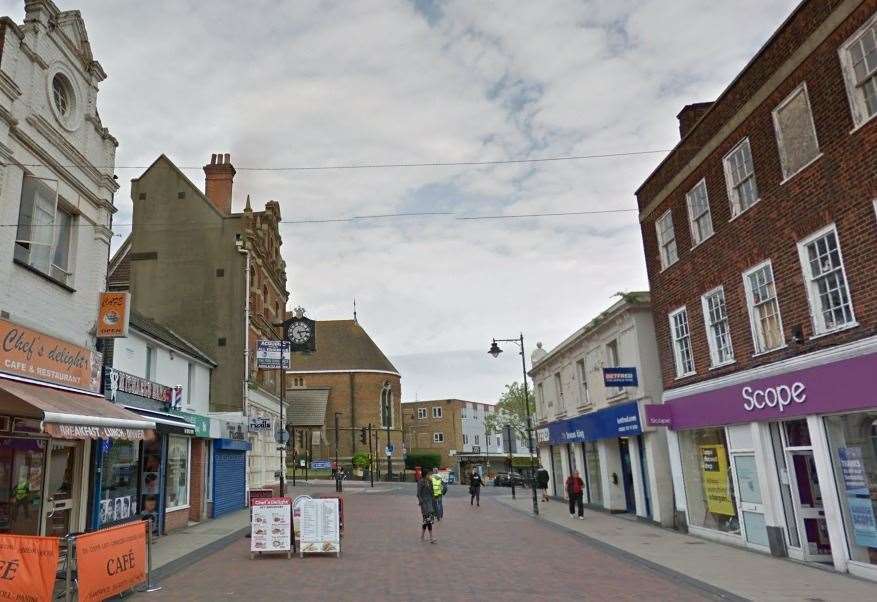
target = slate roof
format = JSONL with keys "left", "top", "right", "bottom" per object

{"left": 287, "top": 320, "right": 398, "bottom": 374}
{"left": 107, "top": 236, "right": 131, "bottom": 290}
{"left": 285, "top": 388, "right": 330, "bottom": 426}
{"left": 130, "top": 311, "right": 218, "bottom": 367}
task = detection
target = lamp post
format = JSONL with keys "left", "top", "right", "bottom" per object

{"left": 488, "top": 335, "right": 539, "bottom": 516}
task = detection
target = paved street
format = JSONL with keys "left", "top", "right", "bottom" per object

{"left": 138, "top": 484, "right": 722, "bottom": 602}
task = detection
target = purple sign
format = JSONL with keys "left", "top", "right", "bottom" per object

{"left": 644, "top": 404, "right": 673, "bottom": 427}
{"left": 658, "top": 351, "right": 877, "bottom": 430}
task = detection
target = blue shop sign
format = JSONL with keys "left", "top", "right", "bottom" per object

{"left": 546, "top": 401, "right": 641, "bottom": 445}
{"left": 603, "top": 367, "right": 638, "bottom": 388}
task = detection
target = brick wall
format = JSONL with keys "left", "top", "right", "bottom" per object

{"left": 637, "top": 1, "right": 877, "bottom": 391}
{"left": 189, "top": 439, "right": 206, "bottom": 522}
{"left": 402, "top": 400, "right": 462, "bottom": 468}
{"left": 165, "top": 507, "right": 189, "bottom": 533}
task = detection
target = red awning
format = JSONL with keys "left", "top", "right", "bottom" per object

{"left": 0, "top": 377, "right": 155, "bottom": 440}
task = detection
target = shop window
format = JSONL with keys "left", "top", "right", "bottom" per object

{"left": 825, "top": 412, "right": 877, "bottom": 567}
{"left": 0, "top": 438, "right": 46, "bottom": 535}
{"left": 166, "top": 435, "right": 190, "bottom": 509}
{"left": 14, "top": 175, "right": 76, "bottom": 287}
{"left": 678, "top": 428, "right": 740, "bottom": 535}
{"left": 98, "top": 439, "right": 139, "bottom": 527}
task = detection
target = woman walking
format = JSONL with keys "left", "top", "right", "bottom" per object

{"left": 469, "top": 469, "right": 484, "bottom": 507}
{"left": 417, "top": 467, "right": 437, "bottom": 543}
{"left": 566, "top": 470, "right": 585, "bottom": 519}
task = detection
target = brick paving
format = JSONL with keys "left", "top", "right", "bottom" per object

{"left": 138, "top": 485, "right": 721, "bottom": 602}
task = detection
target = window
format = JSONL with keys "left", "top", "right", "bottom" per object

{"left": 839, "top": 13, "right": 877, "bottom": 127}
{"left": 723, "top": 138, "right": 759, "bottom": 217}
{"left": 669, "top": 307, "right": 695, "bottom": 377}
{"left": 433, "top": 433, "right": 444, "bottom": 443}
{"left": 432, "top": 406, "right": 442, "bottom": 419}
{"left": 496, "top": 435, "right": 502, "bottom": 447}
{"left": 462, "top": 434, "right": 468, "bottom": 445}
{"left": 797, "top": 226, "right": 855, "bottom": 334}
{"left": 380, "top": 382, "right": 393, "bottom": 427}
{"left": 165, "top": 435, "right": 190, "bottom": 509}
{"left": 537, "top": 383, "right": 545, "bottom": 418}
{"left": 461, "top": 405, "right": 468, "bottom": 419}
{"left": 145, "top": 345, "right": 156, "bottom": 380}
{"left": 772, "top": 84, "right": 820, "bottom": 180}
{"left": 576, "top": 359, "right": 590, "bottom": 405}
{"left": 14, "top": 175, "right": 75, "bottom": 286}
{"left": 685, "top": 179, "right": 713, "bottom": 246}
{"left": 52, "top": 74, "right": 72, "bottom": 117}
{"left": 554, "top": 372, "right": 564, "bottom": 409}
{"left": 474, "top": 434, "right": 479, "bottom": 445}
{"left": 606, "top": 340, "right": 619, "bottom": 367}
{"left": 417, "top": 408, "right": 427, "bottom": 420}
{"left": 744, "top": 261, "right": 785, "bottom": 353}
{"left": 701, "top": 287, "right": 734, "bottom": 367}
{"left": 186, "top": 363, "right": 195, "bottom": 406}
{"left": 655, "top": 210, "right": 678, "bottom": 269}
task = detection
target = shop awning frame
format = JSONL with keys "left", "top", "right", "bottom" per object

{"left": 123, "top": 406, "right": 196, "bottom": 436}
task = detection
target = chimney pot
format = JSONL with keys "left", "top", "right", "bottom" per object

{"left": 211, "top": 153, "right": 217, "bottom": 164}
{"left": 677, "top": 102, "right": 713, "bottom": 139}
{"left": 224, "top": 153, "right": 231, "bottom": 164}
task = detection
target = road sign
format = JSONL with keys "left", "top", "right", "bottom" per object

{"left": 311, "top": 460, "right": 332, "bottom": 470}
{"left": 275, "top": 429, "right": 290, "bottom": 444}
{"left": 387, "top": 443, "right": 395, "bottom": 453}
{"left": 256, "top": 340, "right": 290, "bottom": 370}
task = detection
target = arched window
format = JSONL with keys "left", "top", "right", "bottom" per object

{"left": 380, "top": 382, "right": 393, "bottom": 428}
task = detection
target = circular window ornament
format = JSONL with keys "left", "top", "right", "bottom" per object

{"left": 46, "top": 64, "right": 82, "bottom": 131}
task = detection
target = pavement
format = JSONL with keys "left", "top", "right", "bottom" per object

{"left": 499, "top": 491, "right": 877, "bottom": 601}
{"left": 134, "top": 484, "right": 732, "bottom": 602}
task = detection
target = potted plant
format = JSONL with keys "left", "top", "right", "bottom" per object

{"left": 352, "top": 451, "right": 370, "bottom": 478}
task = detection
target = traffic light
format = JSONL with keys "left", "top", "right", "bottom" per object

{"left": 360, "top": 427, "right": 367, "bottom": 444}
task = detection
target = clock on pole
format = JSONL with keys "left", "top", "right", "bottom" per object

{"left": 283, "top": 307, "right": 316, "bottom": 353}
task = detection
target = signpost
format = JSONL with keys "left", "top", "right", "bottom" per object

{"left": 311, "top": 460, "right": 332, "bottom": 470}
{"left": 256, "top": 340, "right": 290, "bottom": 370}
{"left": 299, "top": 498, "right": 341, "bottom": 558}
{"left": 250, "top": 497, "right": 292, "bottom": 559}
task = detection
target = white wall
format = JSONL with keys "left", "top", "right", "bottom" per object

{"left": 113, "top": 329, "right": 212, "bottom": 415}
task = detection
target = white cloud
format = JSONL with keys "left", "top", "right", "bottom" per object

{"left": 0, "top": 0, "right": 799, "bottom": 402}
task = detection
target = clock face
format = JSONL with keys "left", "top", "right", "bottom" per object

{"left": 289, "top": 322, "right": 312, "bottom": 344}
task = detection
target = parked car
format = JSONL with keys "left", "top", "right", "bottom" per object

{"left": 493, "top": 472, "right": 526, "bottom": 487}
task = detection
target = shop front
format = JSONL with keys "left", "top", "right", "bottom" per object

{"left": 93, "top": 369, "right": 196, "bottom": 535}
{"left": 543, "top": 401, "right": 661, "bottom": 521}
{"left": 647, "top": 338, "right": 877, "bottom": 580}
{"left": 0, "top": 319, "right": 154, "bottom": 538}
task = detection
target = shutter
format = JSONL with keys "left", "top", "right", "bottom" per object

{"left": 212, "top": 448, "right": 247, "bottom": 517}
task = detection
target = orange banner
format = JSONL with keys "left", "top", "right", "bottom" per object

{"left": 76, "top": 522, "right": 147, "bottom": 601}
{"left": 96, "top": 292, "right": 130, "bottom": 338}
{"left": 0, "top": 534, "right": 59, "bottom": 602}
{"left": 0, "top": 318, "right": 102, "bottom": 393}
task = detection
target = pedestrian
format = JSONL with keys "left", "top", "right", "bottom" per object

{"left": 430, "top": 470, "right": 448, "bottom": 521}
{"left": 417, "top": 467, "right": 437, "bottom": 543}
{"left": 565, "top": 470, "right": 585, "bottom": 519}
{"left": 469, "top": 469, "right": 483, "bottom": 507}
{"left": 536, "top": 466, "right": 550, "bottom": 502}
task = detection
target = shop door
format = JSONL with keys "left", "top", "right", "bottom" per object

{"left": 730, "top": 453, "right": 769, "bottom": 548}
{"left": 787, "top": 450, "right": 832, "bottom": 561}
{"left": 42, "top": 441, "right": 78, "bottom": 537}
{"left": 618, "top": 438, "right": 636, "bottom": 514}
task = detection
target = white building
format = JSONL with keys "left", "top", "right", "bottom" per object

{"left": 531, "top": 292, "right": 675, "bottom": 526}
{"left": 460, "top": 400, "right": 531, "bottom": 470}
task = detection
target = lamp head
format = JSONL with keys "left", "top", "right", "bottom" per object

{"left": 488, "top": 340, "right": 503, "bottom": 358}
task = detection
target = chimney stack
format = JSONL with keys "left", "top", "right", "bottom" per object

{"left": 203, "top": 153, "right": 236, "bottom": 214}
{"left": 676, "top": 102, "right": 713, "bottom": 139}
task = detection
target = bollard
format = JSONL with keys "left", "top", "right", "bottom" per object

{"left": 144, "top": 518, "right": 162, "bottom": 593}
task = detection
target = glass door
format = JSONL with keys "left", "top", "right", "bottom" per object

{"left": 42, "top": 440, "right": 79, "bottom": 537}
{"left": 731, "top": 453, "right": 769, "bottom": 547}
{"left": 780, "top": 419, "right": 832, "bottom": 562}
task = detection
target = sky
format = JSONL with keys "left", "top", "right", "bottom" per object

{"left": 3, "top": 0, "right": 799, "bottom": 402}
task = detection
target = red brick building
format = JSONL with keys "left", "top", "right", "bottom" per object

{"left": 636, "top": 0, "right": 877, "bottom": 580}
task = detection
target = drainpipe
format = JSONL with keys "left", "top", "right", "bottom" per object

{"left": 235, "top": 235, "right": 251, "bottom": 502}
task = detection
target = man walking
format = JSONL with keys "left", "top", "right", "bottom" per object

{"left": 536, "top": 466, "right": 550, "bottom": 502}
{"left": 565, "top": 470, "right": 585, "bottom": 519}
{"left": 431, "top": 470, "right": 447, "bottom": 521}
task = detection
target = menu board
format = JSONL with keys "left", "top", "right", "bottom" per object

{"left": 299, "top": 498, "right": 340, "bottom": 557}
{"left": 251, "top": 497, "right": 292, "bottom": 557}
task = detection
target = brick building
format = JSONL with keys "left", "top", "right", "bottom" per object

{"left": 284, "top": 320, "right": 403, "bottom": 474}
{"left": 636, "top": 0, "right": 877, "bottom": 580}
{"left": 118, "top": 152, "right": 289, "bottom": 492}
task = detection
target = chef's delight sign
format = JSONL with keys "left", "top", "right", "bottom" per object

{"left": 0, "top": 318, "right": 102, "bottom": 393}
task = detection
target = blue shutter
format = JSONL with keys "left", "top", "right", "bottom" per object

{"left": 212, "top": 447, "right": 246, "bottom": 517}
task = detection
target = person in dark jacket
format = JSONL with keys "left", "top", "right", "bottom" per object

{"left": 417, "top": 467, "right": 437, "bottom": 543}
{"left": 469, "top": 470, "right": 484, "bottom": 507}
{"left": 536, "top": 466, "right": 550, "bottom": 501}
{"left": 566, "top": 470, "right": 585, "bottom": 519}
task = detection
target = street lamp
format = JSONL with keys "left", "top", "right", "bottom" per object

{"left": 488, "top": 335, "right": 539, "bottom": 516}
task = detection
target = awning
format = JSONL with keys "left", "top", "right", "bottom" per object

{"left": 123, "top": 406, "right": 196, "bottom": 436}
{"left": 285, "top": 388, "right": 329, "bottom": 426}
{"left": 0, "top": 377, "right": 154, "bottom": 440}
